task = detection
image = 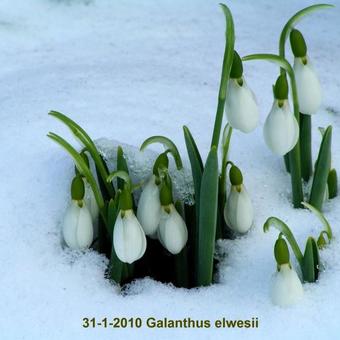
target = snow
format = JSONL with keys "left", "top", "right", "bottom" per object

{"left": 1, "top": 0, "right": 340, "bottom": 339}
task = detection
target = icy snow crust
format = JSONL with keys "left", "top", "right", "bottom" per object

{"left": 95, "top": 138, "right": 195, "bottom": 204}
{"left": 1, "top": 0, "right": 340, "bottom": 339}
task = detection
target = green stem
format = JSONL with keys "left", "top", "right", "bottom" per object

{"left": 210, "top": 4, "right": 235, "bottom": 148}
{"left": 220, "top": 124, "right": 233, "bottom": 205}
{"left": 140, "top": 135, "right": 183, "bottom": 170}
{"left": 283, "top": 62, "right": 303, "bottom": 207}
{"left": 288, "top": 70, "right": 303, "bottom": 207}
{"left": 49, "top": 111, "right": 115, "bottom": 198}
{"left": 283, "top": 154, "right": 290, "bottom": 172}
{"left": 264, "top": 217, "right": 304, "bottom": 268}
{"left": 300, "top": 113, "right": 312, "bottom": 182}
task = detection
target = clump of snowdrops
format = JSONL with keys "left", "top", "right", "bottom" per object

{"left": 48, "top": 3, "right": 336, "bottom": 299}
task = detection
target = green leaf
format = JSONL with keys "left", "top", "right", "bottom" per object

{"left": 183, "top": 125, "right": 203, "bottom": 208}
{"left": 263, "top": 217, "right": 303, "bottom": 267}
{"left": 302, "top": 237, "right": 320, "bottom": 283}
{"left": 183, "top": 126, "right": 203, "bottom": 284}
{"left": 301, "top": 202, "right": 332, "bottom": 241}
{"left": 309, "top": 126, "right": 332, "bottom": 210}
{"left": 328, "top": 168, "right": 338, "bottom": 199}
{"left": 140, "top": 135, "right": 183, "bottom": 170}
{"left": 210, "top": 3, "right": 235, "bottom": 148}
{"left": 95, "top": 154, "right": 114, "bottom": 201}
{"left": 279, "top": 4, "right": 334, "bottom": 58}
{"left": 196, "top": 147, "right": 219, "bottom": 286}
{"left": 116, "top": 146, "right": 130, "bottom": 190}
{"left": 49, "top": 111, "right": 115, "bottom": 197}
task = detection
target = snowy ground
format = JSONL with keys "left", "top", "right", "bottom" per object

{"left": 1, "top": 0, "right": 340, "bottom": 339}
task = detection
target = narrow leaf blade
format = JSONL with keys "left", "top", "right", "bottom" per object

{"left": 196, "top": 147, "right": 219, "bottom": 286}
{"left": 309, "top": 126, "right": 332, "bottom": 210}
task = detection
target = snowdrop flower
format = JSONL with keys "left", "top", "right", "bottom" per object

{"left": 263, "top": 74, "right": 299, "bottom": 155}
{"left": 271, "top": 238, "right": 303, "bottom": 307}
{"left": 224, "top": 165, "right": 253, "bottom": 234}
{"left": 62, "top": 175, "right": 94, "bottom": 250}
{"left": 157, "top": 174, "right": 188, "bottom": 254}
{"left": 290, "top": 29, "right": 321, "bottom": 115}
{"left": 113, "top": 186, "right": 146, "bottom": 264}
{"left": 225, "top": 51, "right": 259, "bottom": 133}
{"left": 137, "top": 175, "right": 161, "bottom": 235}
{"left": 137, "top": 152, "right": 168, "bottom": 236}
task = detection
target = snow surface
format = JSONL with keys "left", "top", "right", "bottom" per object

{"left": 1, "top": 0, "right": 340, "bottom": 339}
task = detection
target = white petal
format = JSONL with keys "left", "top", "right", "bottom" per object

{"left": 112, "top": 213, "right": 125, "bottom": 259}
{"left": 76, "top": 205, "right": 94, "bottom": 249}
{"left": 113, "top": 210, "right": 147, "bottom": 264}
{"left": 158, "top": 205, "right": 188, "bottom": 254}
{"left": 62, "top": 201, "right": 80, "bottom": 249}
{"left": 225, "top": 79, "right": 259, "bottom": 133}
{"left": 224, "top": 185, "right": 253, "bottom": 234}
{"left": 137, "top": 175, "right": 161, "bottom": 235}
{"left": 62, "top": 201, "right": 93, "bottom": 250}
{"left": 294, "top": 57, "right": 321, "bottom": 115}
{"left": 270, "top": 264, "right": 304, "bottom": 307}
{"left": 263, "top": 100, "right": 299, "bottom": 156}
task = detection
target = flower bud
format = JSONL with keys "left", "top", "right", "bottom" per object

{"left": 137, "top": 175, "right": 162, "bottom": 235}
{"left": 294, "top": 56, "right": 321, "bottom": 115}
{"left": 62, "top": 200, "right": 93, "bottom": 250}
{"left": 224, "top": 182, "right": 253, "bottom": 234}
{"left": 113, "top": 209, "right": 146, "bottom": 264}
{"left": 270, "top": 263, "right": 304, "bottom": 307}
{"left": 157, "top": 204, "right": 188, "bottom": 254}
{"left": 225, "top": 78, "right": 259, "bottom": 133}
{"left": 263, "top": 100, "right": 299, "bottom": 155}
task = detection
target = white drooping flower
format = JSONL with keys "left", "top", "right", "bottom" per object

{"left": 294, "top": 56, "right": 321, "bottom": 115}
{"left": 224, "top": 184, "right": 254, "bottom": 234}
{"left": 263, "top": 100, "right": 299, "bottom": 156}
{"left": 113, "top": 209, "right": 147, "bottom": 264}
{"left": 271, "top": 263, "right": 304, "bottom": 307}
{"left": 224, "top": 165, "right": 253, "bottom": 234}
{"left": 157, "top": 204, "right": 188, "bottom": 255}
{"left": 137, "top": 175, "right": 161, "bottom": 236}
{"left": 62, "top": 200, "right": 94, "bottom": 250}
{"left": 225, "top": 78, "right": 259, "bottom": 133}
{"left": 270, "top": 237, "right": 303, "bottom": 307}
{"left": 83, "top": 179, "right": 99, "bottom": 222}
